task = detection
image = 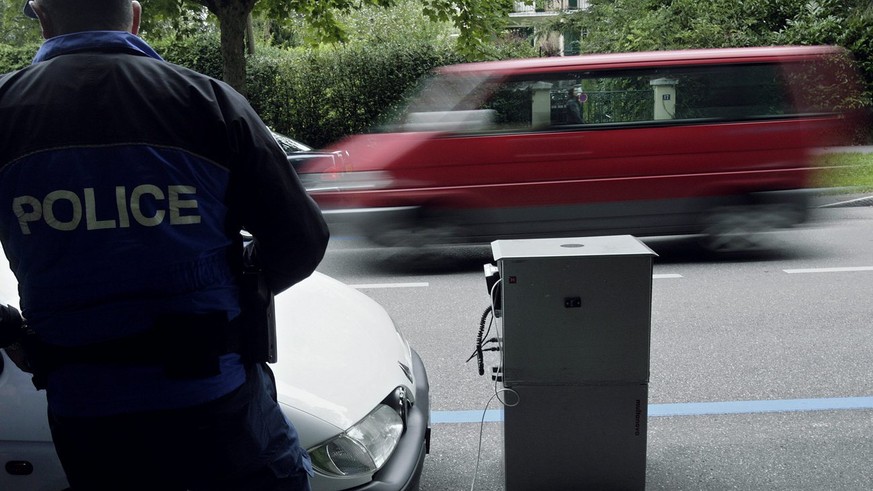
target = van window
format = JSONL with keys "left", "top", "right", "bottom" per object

{"left": 525, "top": 64, "right": 792, "bottom": 127}
{"left": 389, "top": 63, "right": 804, "bottom": 133}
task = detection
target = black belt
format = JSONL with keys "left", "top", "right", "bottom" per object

{"left": 25, "top": 312, "right": 244, "bottom": 388}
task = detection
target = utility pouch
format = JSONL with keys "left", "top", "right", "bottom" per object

{"left": 19, "top": 328, "right": 48, "bottom": 390}
{"left": 238, "top": 241, "right": 278, "bottom": 364}
{"left": 0, "top": 304, "right": 24, "bottom": 348}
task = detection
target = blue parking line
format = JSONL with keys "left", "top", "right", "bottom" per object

{"left": 431, "top": 396, "right": 873, "bottom": 424}
{"left": 433, "top": 409, "right": 503, "bottom": 424}
{"left": 648, "top": 396, "right": 873, "bottom": 416}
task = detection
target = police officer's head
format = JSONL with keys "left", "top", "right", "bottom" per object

{"left": 24, "top": 0, "right": 141, "bottom": 38}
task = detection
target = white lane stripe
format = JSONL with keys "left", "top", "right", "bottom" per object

{"left": 784, "top": 266, "right": 873, "bottom": 274}
{"left": 350, "top": 276, "right": 679, "bottom": 288}
{"left": 351, "top": 282, "right": 430, "bottom": 289}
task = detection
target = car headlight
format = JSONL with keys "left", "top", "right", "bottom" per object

{"left": 309, "top": 396, "right": 406, "bottom": 477}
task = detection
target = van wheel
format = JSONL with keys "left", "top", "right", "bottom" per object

{"left": 404, "top": 210, "right": 464, "bottom": 247}
{"left": 367, "top": 209, "right": 462, "bottom": 248}
{"left": 700, "top": 204, "right": 797, "bottom": 253}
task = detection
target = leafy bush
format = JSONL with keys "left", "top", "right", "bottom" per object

{"left": 150, "top": 33, "right": 224, "bottom": 80}
{"left": 246, "top": 41, "right": 462, "bottom": 147}
{"left": 0, "top": 43, "right": 41, "bottom": 73}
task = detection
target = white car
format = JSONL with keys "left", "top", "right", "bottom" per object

{"left": 0, "top": 250, "right": 430, "bottom": 491}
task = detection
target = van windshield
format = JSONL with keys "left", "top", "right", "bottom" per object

{"left": 379, "top": 72, "right": 498, "bottom": 132}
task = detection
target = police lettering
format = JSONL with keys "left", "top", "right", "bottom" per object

{"left": 12, "top": 185, "right": 201, "bottom": 235}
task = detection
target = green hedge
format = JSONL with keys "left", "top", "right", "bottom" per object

{"left": 0, "top": 43, "right": 41, "bottom": 71}
{"left": 150, "top": 34, "right": 224, "bottom": 81}
{"left": 244, "top": 42, "right": 462, "bottom": 147}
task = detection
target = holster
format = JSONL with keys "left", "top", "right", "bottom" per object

{"left": 237, "top": 266, "right": 278, "bottom": 364}
{"left": 236, "top": 233, "right": 278, "bottom": 365}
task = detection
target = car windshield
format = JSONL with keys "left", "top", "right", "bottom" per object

{"left": 272, "top": 132, "right": 312, "bottom": 153}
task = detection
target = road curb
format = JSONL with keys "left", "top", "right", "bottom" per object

{"left": 818, "top": 195, "right": 873, "bottom": 208}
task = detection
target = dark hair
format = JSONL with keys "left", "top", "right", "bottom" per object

{"left": 39, "top": 0, "right": 133, "bottom": 33}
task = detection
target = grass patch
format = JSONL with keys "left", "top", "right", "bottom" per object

{"left": 812, "top": 151, "right": 873, "bottom": 192}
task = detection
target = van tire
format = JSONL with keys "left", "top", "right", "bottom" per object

{"left": 367, "top": 208, "right": 462, "bottom": 247}
{"left": 404, "top": 209, "right": 463, "bottom": 247}
{"left": 699, "top": 203, "right": 799, "bottom": 253}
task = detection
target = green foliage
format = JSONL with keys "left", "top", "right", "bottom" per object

{"left": 0, "top": 0, "right": 42, "bottom": 46}
{"left": 559, "top": 0, "right": 873, "bottom": 55}
{"left": 259, "top": 0, "right": 452, "bottom": 50}
{"left": 139, "top": 0, "right": 215, "bottom": 40}
{"left": 423, "top": 0, "right": 515, "bottom": 59}
{"left": 257, "top": 0, "right": 394, "bottom": 45}
{"left": 668, "top": 0, "right": 779, "bottom": 48}
{"left": 253, "top": 0, "right": 517, "bottom": 58}
{"left": 333, "top": 0, "right": 453, "bottom": 49}
{"left": 842, "top": 5, "right": 873, "bottom": 103}
{"left": 474, "top": 30, "right": 539, "bottom": 62}
{"left": 240, "top": 0, "right": 533, "bottom": 146}
{"left": 331, "top": 0, "right": 536, "bottom": 61}
{"left": 0, "top": 43, "right": 40, "bottom": 72}
{"left": 245, "top": 41, "right": 461, "bottom": 147}
{"left": 557, "top": 0, "right": 671, "bottom": 53}
{"left": 150, "top": 32, "right": 224, "bottom": 79}
{"left": 169, "top": 0, "right": 510, "bottom": 93}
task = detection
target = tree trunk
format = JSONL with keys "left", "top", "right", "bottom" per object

{"left": 204, "top": 0, "right": 257, "bottom": 96}
{"left": 246, "top": 13, "right": 256, "bottom": 56}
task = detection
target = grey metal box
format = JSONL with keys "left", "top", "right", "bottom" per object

{"left": 492, "top": 236, "right": 657, "bottom": 386}
{"left": 503, "top": 383, "right": 648, "bottom": 491}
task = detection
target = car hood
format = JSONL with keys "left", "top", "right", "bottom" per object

{"left": 263, "top": 272, "right": 416, "bottom": 447}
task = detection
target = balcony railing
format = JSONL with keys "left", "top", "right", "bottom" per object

{"left": 512, "top": 0, "right": 588, "bottom": 14}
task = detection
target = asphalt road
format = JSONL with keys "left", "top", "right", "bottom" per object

{"left": 316, "top": 200, "right": 873, "bottom": 491}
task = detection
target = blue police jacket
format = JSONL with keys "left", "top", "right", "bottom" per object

{"left": 0, "top": 32, "right": 329, "bottom": 417}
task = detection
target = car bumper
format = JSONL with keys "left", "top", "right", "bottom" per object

{"left": 351, "top": 349, "right": 430, "bottom": 491}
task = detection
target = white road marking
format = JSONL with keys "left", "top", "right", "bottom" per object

{"left": 349, "top": 276, "right": 680, "bottom": 288}
{"left": 350, "top": 282, "right": 430, "bottom": 289}
{"left": 784, "top": 266, "right": 873, "bottom": 274}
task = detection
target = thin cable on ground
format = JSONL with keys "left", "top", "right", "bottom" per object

{"left": 469, "top": 386, "right": 518, "bottom": 491}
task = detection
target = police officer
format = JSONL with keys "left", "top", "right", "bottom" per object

{"left": 0, "top": 0, "right": 329, "bottom": 489}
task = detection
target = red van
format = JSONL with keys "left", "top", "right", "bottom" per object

{"left": 299, "top": 46, "right": 866, "bottom": 251}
